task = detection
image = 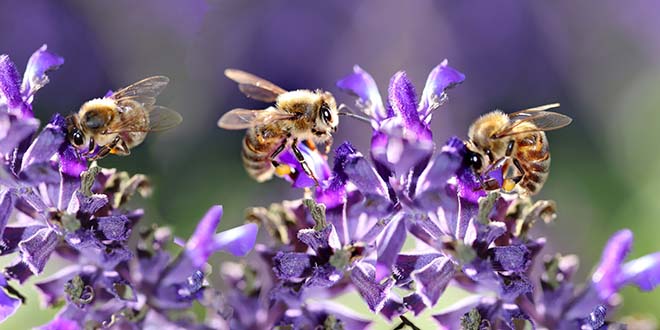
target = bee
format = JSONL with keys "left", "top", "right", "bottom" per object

{"left": 66, "top": 76, "right": 182, "bottom": 159}
{"left": 218, "top": 69, "right": 339, "bottom": 185}
{"left": 464, "top": 103, "right": 572, "bottom": 195}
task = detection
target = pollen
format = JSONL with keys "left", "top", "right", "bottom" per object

{"left": 502, "top": 178, "right": 517, "bottom": 192}
{"left": 275, "top": 164, "right": 293, "bottom": 176}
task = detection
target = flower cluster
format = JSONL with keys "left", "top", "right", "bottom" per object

{"left": 1, "top": 47, "right": 258, "bottom": 329}
{"left": 1, "top": 45, "right": 659, "bottom": 330}
{"left": 236, "top": 62, "right": 660, "bottom": 329}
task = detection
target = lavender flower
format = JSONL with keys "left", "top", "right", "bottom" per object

{"left": 1, "top": 47, "right": 258, "bottom": 329}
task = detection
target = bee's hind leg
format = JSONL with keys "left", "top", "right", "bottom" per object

{"left": 291, "top": 138, "right": 320, "bottom": 186}
{"left": 269, "top": 140, "right": 294, "bottom": 178}
{"left": 502, "top": 159, "right": 526, "bottom": 192}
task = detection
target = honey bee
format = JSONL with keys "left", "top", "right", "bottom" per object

{"left": 464, "top": 103, "right": 572, "bottom": 195}
{"left": 218, "top": 69, "right": 339, "bottom": 185}
{"left": 66, "top": 76, "right": 182, "bottom": 159}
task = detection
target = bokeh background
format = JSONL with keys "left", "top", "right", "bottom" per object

{"left": 1, "top": 0, "right": 659, "bottom": 328}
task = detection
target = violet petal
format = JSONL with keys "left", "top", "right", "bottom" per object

{"left": 21, "top": 45, "right": 64, "bottom": 98}
{"left": 387, "top": 71, "right": 427, "bottom": 137}
{"left": 336, "top": 65, "right": 387, "bottom": 121}
{"left": 418, "top": 60, "right": 466, "bottom": 120}
{"left": 0, "top": 113, "right": 39, "bottom": 154}
{"left": 375, "top": 214, "right": 407, "bottom": 281}
{"left": 18, "top": 227, "right": 58, "bottom": 274}
{"left": 621, "top": 251, "right": 660, "bottom": 292}
{"left": 0, "top": 189, "right": 15, "bottom": 239}
{"left": 591, "top": 229, "right": 633, "bottom": 300}
{"left": 95, "top": 215, "right": 130, "bottom": 241}
{"left": 392, "top": 253, "right": 443, "bottom": 285}
{"left": 20, "top": 115, "right": 66, "bottom": 173}
{"left": 273, "top": 252, "right": 312, "bottom": 280}
{"left": 350, "top": 262, "right": 394, "bottom": 312}
{"left": 0, "top": 55, "right": 30, "bottom": 117}
{"left": 411, "top": 256, "right": 454, "bottom": 307}
{"left": 0, "top": 274, "right": 20, "bottom": 323}
{"left": 489, "top": 245, "right": 532, "bottom": 273}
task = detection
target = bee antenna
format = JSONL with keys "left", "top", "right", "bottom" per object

{"left": 338, "top": 104, "right": 371, "bottom": 124}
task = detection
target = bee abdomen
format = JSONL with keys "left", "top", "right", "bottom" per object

{"left": 241, "top": 133, "right": 275, "bottom": 182}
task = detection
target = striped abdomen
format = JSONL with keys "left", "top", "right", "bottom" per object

{"left": 513, "top": 131, "right": 550, "bottom": 195}
{"left": 242, "top": 126, "right": 283, "bottom": 182}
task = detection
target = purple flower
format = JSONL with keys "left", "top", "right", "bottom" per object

{"left": 0, "top": 44, "right": 63, "bottom": 119}
{"left": 592, "top": 229, "right": 660, "bottom": 301}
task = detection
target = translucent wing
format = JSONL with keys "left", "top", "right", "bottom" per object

{"left": 494, "top": 111, "right": 572, "bottom": 138}
{"left": 225, "top": 69, "right": 287, "bottom": 102}
{"left": 103, "top": 76, "right": 181, "bottom": 134}
{"left": 218, "top": 107, "right": 294, "bottom": 130}
{"left": 146, "top": 106, "right": 183, "bottom": 132}
{"left": 507, "top": 103, "right": 561, "bottom": 118}
{"left": 104, "top": 106, "right": 182, "bottom": 134}
{"left": 111, "top": 76, "right": 170, "bottom": 107}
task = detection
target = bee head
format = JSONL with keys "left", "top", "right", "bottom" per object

{"left": 66, "top": 115, "right": 91, "bottom": 151}
{"left": 315, "top": 92, "right": 339, "bottom": 136}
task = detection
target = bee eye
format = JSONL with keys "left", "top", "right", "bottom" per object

{"left": 321, "top": 107, "right": 332, "bottom": 124}
{"left": 467, "top": 152, "right": 483, "bottom": 171}
{"left": 70, "top": 130, "right": 85, "bottom": 147}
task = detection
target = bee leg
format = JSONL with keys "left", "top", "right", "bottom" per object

{"left": 291, "top": 139, "right": 320, "bottom": 186}
{"left": 503, "top": 159, "right": 526, "bottom": 192}
{"left": 110, "top": 139, "right": 130, "bottom": 156}
{"left": 269, "top": 140, "right": 293, "bottom": 177}
{"left": 473, "top": 170, "right": 500, "bottom": 191}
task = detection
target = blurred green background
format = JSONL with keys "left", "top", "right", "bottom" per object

{"left": 1, "top": 0, "right": 659, "bottom": 327}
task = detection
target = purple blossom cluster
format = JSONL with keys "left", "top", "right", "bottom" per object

{"left": 1, "top": 47, "right": 258, "bottom": 329}
{"left": 224, "top": 63, "right": 660, "bottom": 329}
{"left": 1, "top": 45, "right": 659, "bottom": 330}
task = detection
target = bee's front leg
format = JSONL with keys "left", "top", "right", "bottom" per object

{"left": 291, "top": 138, "right": 320, "bottom": 186}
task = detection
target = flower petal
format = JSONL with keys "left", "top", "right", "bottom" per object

{"left": 375, "top": 214, "right": 407, "bottom": 281}
{"left": 411, "top": 256, "right": 455, "bottom": 307}
{"left": 418, "top": 60, "right": 465, "bottom": 121}
{"left": 0, "top": 112, "right": 39, "bottom": 154}
{"left": 18, "top": 227, "right": 58, "bottom": 274}
{"left": 392, "top": 253, "right": 443, "bottom": 286}
{"left": 350, "top": 262, "right": 394, "bottom": 312}
{"left": 337, "top": 65, "right": 387, "bottom": 121}
{"left": 212, "top": 222, "right": 258, "bottom": 256}
{"left": 20, "top": 114, "right": 66, "bottom": 174}
{"left": 621, "top": 251, "right": 660, "bottom": 292}
{"left": 0, "top": 274, "right": 21, "bottom": 323}
{"left": 297, "top": 224, "right": 340, "bottom": 253}
{"left": 185, "top": 205, "right": 223, "bottom": 266}
{"left": 0, "top": 55, "right": 30, "bottom": 117}
{"left": 0, "top": 189, "right": 15, "bottom": 239}
{"left": 95, "top": 215, "right": 131, "bottom": 241}
{"left": 591, "top": 229, "right": 633, "bottom": 300}
{"left": 489, "top": 245, "right": 531, "bottom": 273}
{"left": 273, "top": 252, "right": 312, "bottom": 280}
{"left": 388, "top": 71, "right": 429, "bottom": 139}
{"left": 21, "top": 45, "right": 64, "bottom": 99}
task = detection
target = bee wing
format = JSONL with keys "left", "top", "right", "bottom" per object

{"left": 507, "top": 103, "right": 561, "bottom": 117}
{"left": 225, "top": 69, "right": 287, "bottom": 102}
{"left": 218, "top": 107, "right": 294, "bottom": 130}
{"left": 494, "top": 111, "right": 572, "bottom": 138}
{"left": 111, "top": 76, "right": 170, "bottom": 107}
{"left": 103, "top": 106, "right": 182, "bottom": 134}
